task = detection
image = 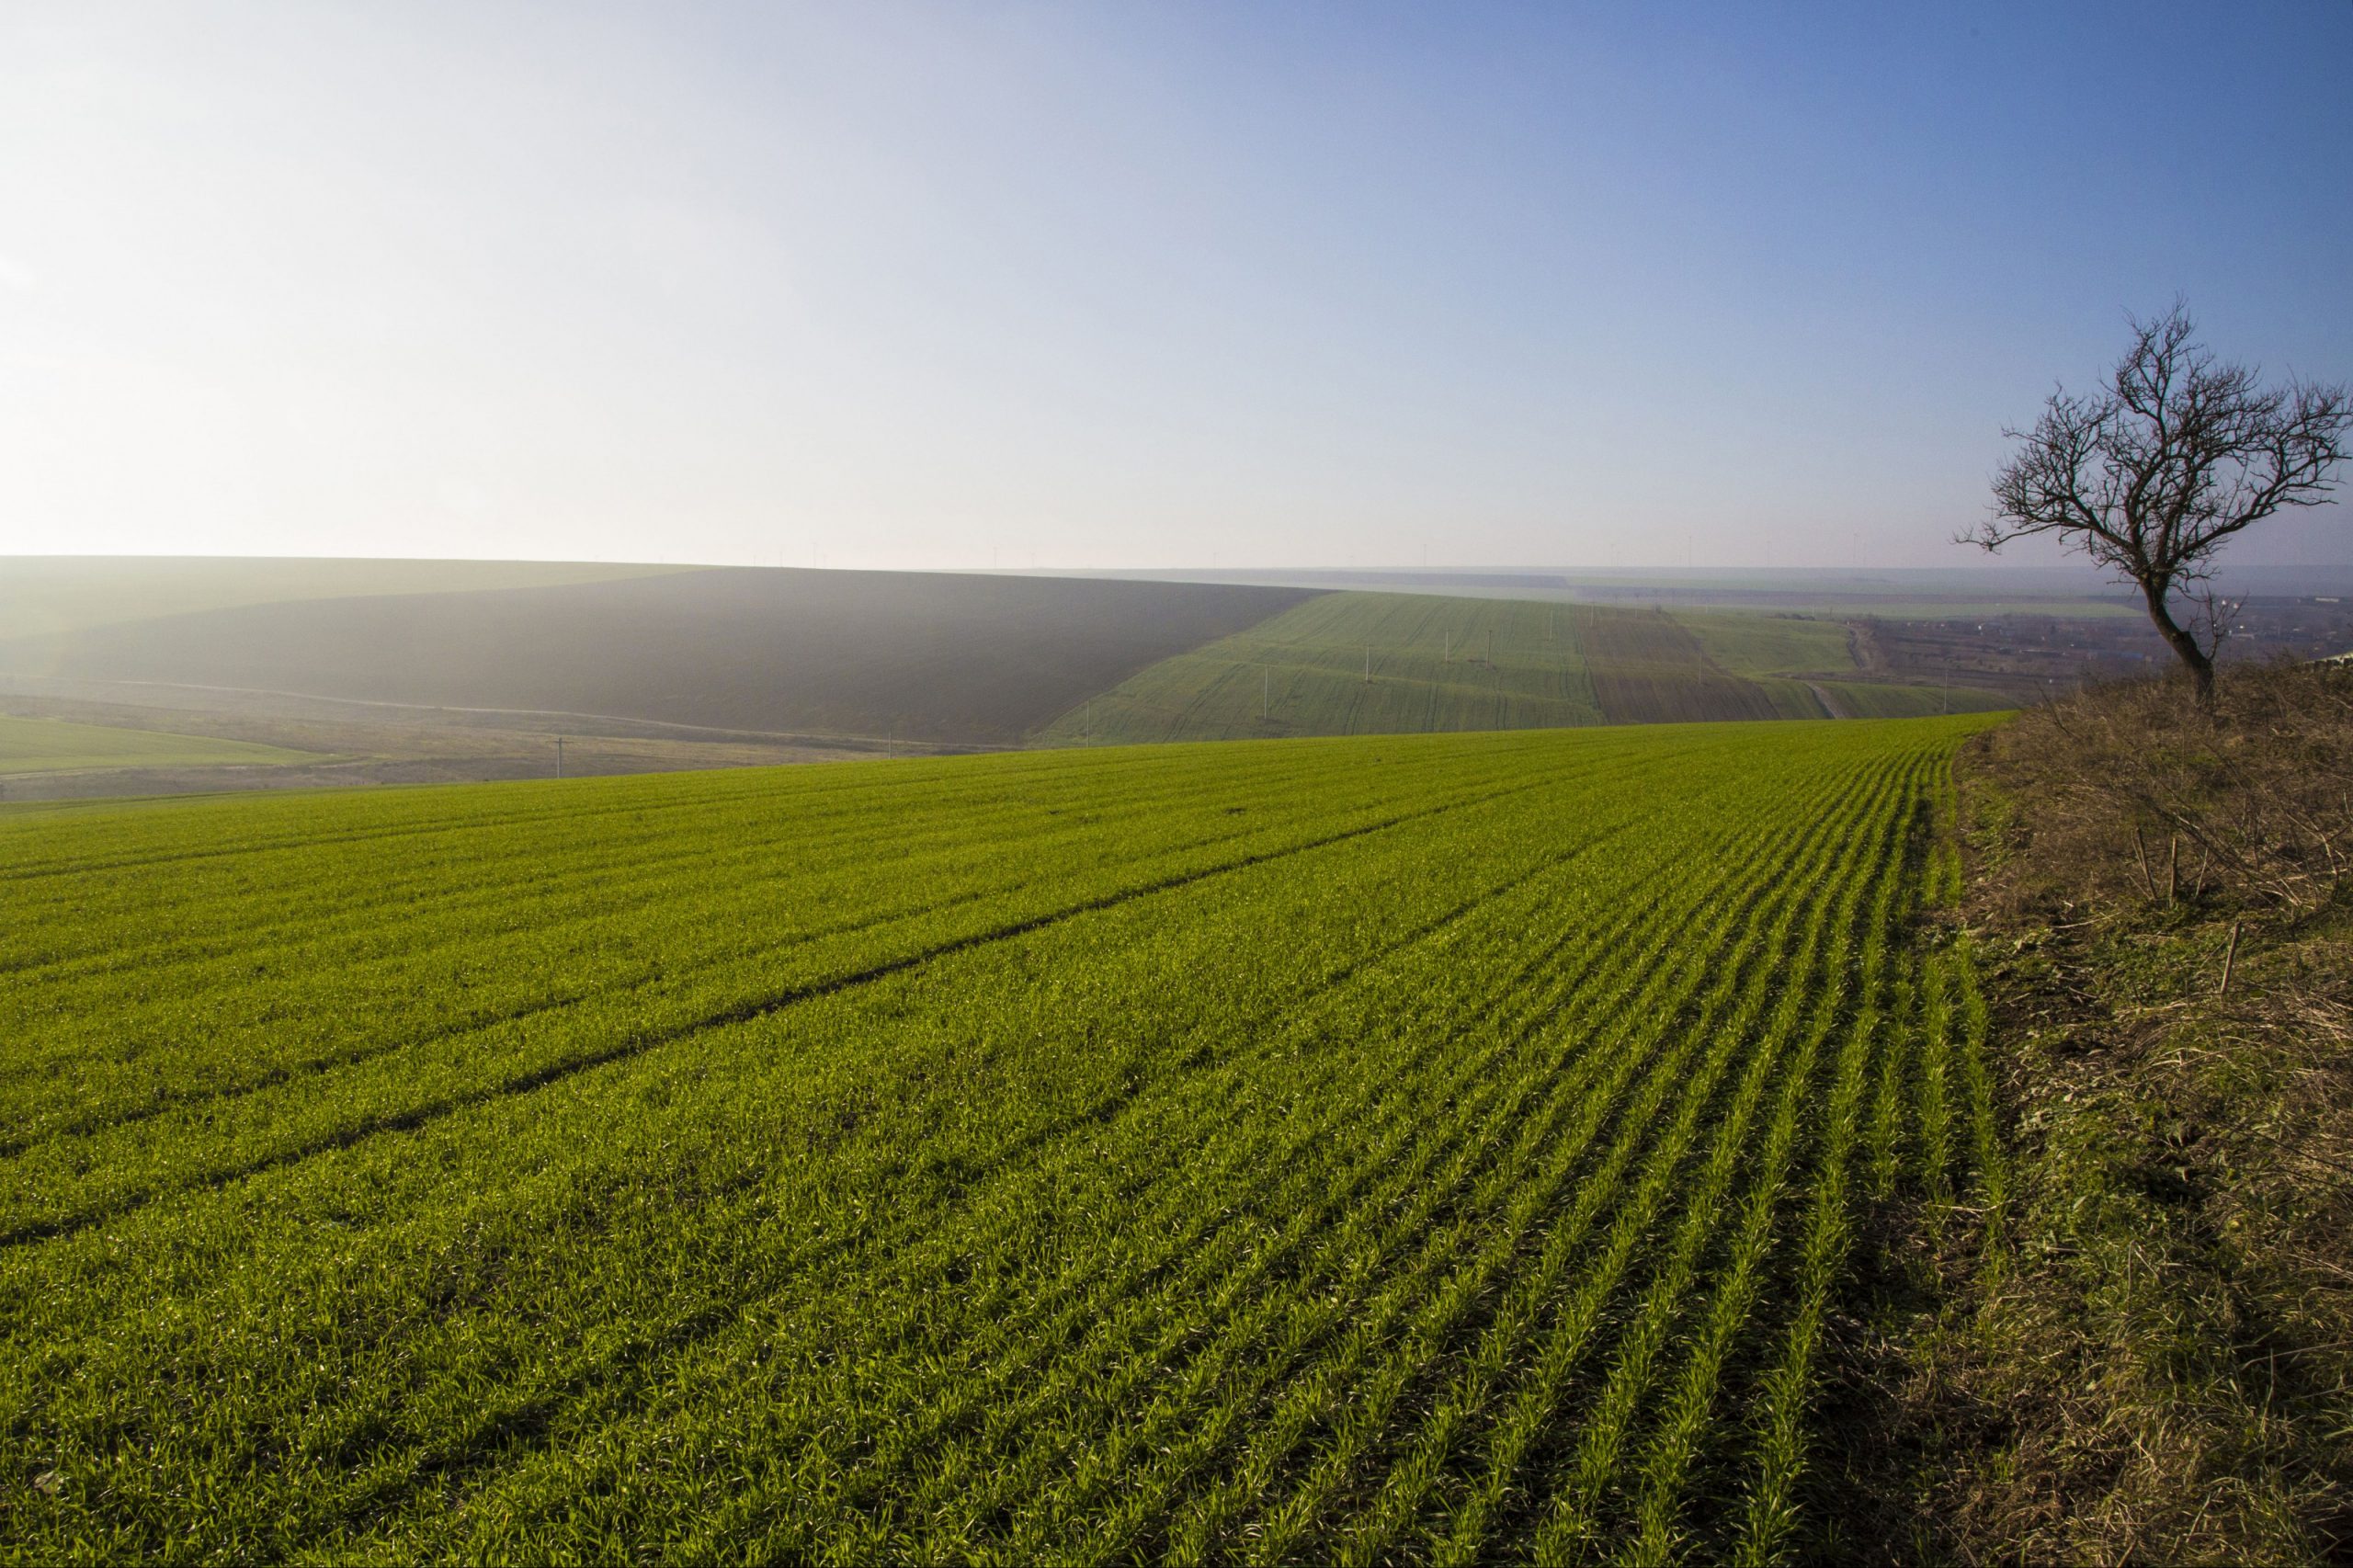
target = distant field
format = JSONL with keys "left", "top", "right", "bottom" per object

{"left": 1043, "top": 591, "right": 2002, "bottom": 742}
{"left": 1042, "top": 594, "right": 1605, "bottom": 742}
{"left": 1051, "top": 566, "right": 2156, "bottom": 619}
{"left": 0, "top": 689, "right": 887, "bottom": 801}
{"left": 0, "top": 569, "right": 1314, "bottom": 747}
{"left": 1671, "top": 609, "right": 1856, "bottom": 675}
{"left": 1576, "top": 591, "right": 2143, "bottom": 620}
{"left": 1812, "top": 680, "right": 2011, "bottom": 720}
{"left": 0, "top": 714, "right": 315, "bottom": 776}
{"left": 1580, "top": 606, "right": 1816, "bottom": 722}
{"left": 0, "top": 557, "right": 692, "bottom": 641}
{"left": 0, "top": 563, "right": 2019, "bottom": 773}
{"left": 0, "top": 716, "right": 1999, "bottom": 1560}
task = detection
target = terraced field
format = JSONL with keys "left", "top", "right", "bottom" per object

{"left": 1041, "top": 593, "right": 2004, "bottom": 743}
{"left": 1, "top": 718, "right": 2000, "bottom": 1561}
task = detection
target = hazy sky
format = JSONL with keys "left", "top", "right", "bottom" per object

{"left": 4, "top": 2, "right": 2348, "bottom": 573}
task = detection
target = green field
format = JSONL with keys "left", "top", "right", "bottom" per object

{"left": 1041, "top": 592, "right": 2002, "bottom": 742}
{"left": 1, "top": 717, "right": 1999, "bottom": 1560}
{"left": 1671, "top": 609, "right": 1855, "bottom": 675}
{"left": 0, "top": 714, "right": 315, "bottom": 776}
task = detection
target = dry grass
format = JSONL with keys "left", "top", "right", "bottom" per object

{"left": 1976, "top": 661, "right": 2353, "bottom": 918}
{"left": 1900, "top": 662, "right": 2353, "bottom": 1564}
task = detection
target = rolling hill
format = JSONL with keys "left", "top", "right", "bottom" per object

{"left": 0, "top": 568, "right": 1317, "bottom": 747}
{"left": 0, "top": 556, "right": 693, "bottom": 641}
{"left": 2, "top": 563, "right": 2011, "bottom": 777}
{"left": 1040, "top": 592, "right": 2007, "bottom": 744}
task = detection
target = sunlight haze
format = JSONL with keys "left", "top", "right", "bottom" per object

{"left": 3, "top": 1, "right": 2347, "bottom": 572}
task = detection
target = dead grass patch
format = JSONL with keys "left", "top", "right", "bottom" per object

{"left": 1877, "top": 663, "right": 2353, "bottom": 1564}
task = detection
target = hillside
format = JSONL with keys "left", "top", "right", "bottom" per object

{"left": 0, "top": 715, "right": 1997, "bottom": 1560}
{"left": 0, "top": 714, "right": 317, "bottom": 777}
{"left": 1041, "top": 591, "right": 2006, "bottom": 743}
{"left": 0, "top": 556, "right": 693, "bottom": 641}
{"left": 0, "top": 689, "right": 874, "bottom": 801}
{"left": 0, "top": 568, "right": 1315, "bottom": 747}
{"left": 0, "top": 564, "right": 2015, "bottom": 782}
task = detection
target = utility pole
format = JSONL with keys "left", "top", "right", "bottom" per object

{"left": 1443, "top": 630, "right": 1450, "bottom": 664}
{"left": 1262, "top": 666, "right": 1269, "bottom": 717}
{"left": 556, "top": 736, "right": 565, "bottom": 778}
{"left": 1364, "top": 644, "right": 1371, "bottom": 684}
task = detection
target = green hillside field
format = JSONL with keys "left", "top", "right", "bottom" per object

{"left": 0, "top": 714, "right": 316, "bottom": 776}
{"left": 4, "top": 715, "right": 2002, "bottom": 1561}
{"left": 1672, "top": 608, "right": 1856, "bottom": 674}
{"left": 1040, "top": 591, "right": 2008, "bottom": 744}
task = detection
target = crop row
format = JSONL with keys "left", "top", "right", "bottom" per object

{"left": 0, "top": 718, "right": 2001, "bottom": 1562}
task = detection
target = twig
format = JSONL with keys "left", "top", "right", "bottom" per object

{"left": 2218, "top": 921, "right": 2243, "bottom": 1000}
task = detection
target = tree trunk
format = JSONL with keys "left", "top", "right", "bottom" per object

{"left": 2142, "top": 583, "right": 2216, "bottom": 705}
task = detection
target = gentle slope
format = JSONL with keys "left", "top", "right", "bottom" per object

{"left": 4, "top": 716, "right": 2001, "bottom": 1559}
{"left": 1042, "top": 591, "right": 2006, "bottom": 743}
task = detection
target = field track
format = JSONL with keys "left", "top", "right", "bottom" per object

{"left": 0, "top": 718, "right": 1999, "bottom": 1562}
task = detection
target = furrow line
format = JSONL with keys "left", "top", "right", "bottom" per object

{"left": 1517, "top": 756, "right": 1918, "bottom": 1563}
{"left": 1631, "top": 756, "right": 1932, "bottom": 1565}
{"left": 1401, "top": 758, "right": 1915, "bottom": 1566}
{"left": 1014, "top": 759, "right": 1896, "bottom": 1562}
{"left": 1142, "top": 763, "right": 1898, "bottom": 1567}
{"left": 300, "top": 801, "right": 1634, "bottom": 1536}
{"left": 0, "top": 769, "right": 1572, "bottom": 1249}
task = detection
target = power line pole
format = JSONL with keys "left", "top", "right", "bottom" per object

{"left": 1262, "top": 666, "right": 1269, "bottom": 717}
{"left": 556, "top": 735, "right": 565, "bottom": 778}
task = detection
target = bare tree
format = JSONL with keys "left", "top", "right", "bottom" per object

{"left": 1965, "top": 304, "right": 2349, "bottom": 702}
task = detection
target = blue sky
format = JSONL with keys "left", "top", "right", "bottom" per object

{"left": 2, "top": 1, "right": 2347, "bottom": 572}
